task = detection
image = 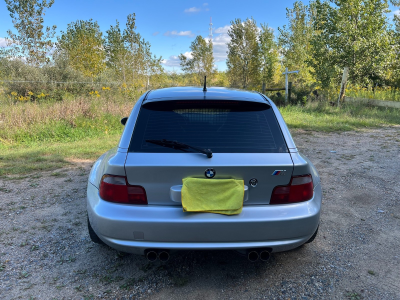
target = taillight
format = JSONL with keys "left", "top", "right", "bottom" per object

{"left": 99, "top": 175, "right": 148, "bottom": 205}
{"left": 270, "top": 175, "right": 313, "bottom": 204}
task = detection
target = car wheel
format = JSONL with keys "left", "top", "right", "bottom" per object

{"left": 87, "top": 216, "right": 106, "bottom": 245}
{"left": 306, "top": 226, "right": 319, "bottom": 244}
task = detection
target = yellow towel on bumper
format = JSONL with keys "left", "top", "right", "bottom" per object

{"left": 181, "top": 178, "right": 244, "bottom": 215}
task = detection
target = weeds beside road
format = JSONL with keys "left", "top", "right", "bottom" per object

{"left": 0, "top": 128, "right": 399, "bottom": 299}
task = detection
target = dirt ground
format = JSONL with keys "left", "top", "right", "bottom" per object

{"left": 0, "top": 127, "right": 399, "bottom": 300}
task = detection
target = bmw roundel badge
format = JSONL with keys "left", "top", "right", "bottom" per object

{"left": 205, "top": 168, "right": 216, "bottom": 178}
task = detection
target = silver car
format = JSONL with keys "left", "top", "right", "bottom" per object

{"left": 87, "top": 87, "right": 321, "bottom": 262}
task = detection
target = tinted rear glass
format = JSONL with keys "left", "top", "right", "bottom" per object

{"left": 129, "top": 100, "right": 288, "bottom": 153}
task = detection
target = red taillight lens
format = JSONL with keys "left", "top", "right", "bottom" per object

{"left": 270, "top": 175, "right": 313, "bottom": 204}
{"left": 99, "top": 175, "right": 148, "bottom": 205}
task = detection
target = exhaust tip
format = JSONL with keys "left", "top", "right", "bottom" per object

{"left": 146, "top": 250, "right": 158, "bottom": 262}
{"left": 259, "top": 250, "right": 271, "bottom": 262}
{"left": 158, "top": 251, "right": 170, "bottom": 262}
{"left": 247, "top": 250, "right": 259, "bottom": 262}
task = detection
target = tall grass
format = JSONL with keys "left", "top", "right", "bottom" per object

{"left": 346, "top": 86, "right": 400, "bottom": 102}
{"left": 0, "top": 95, "right": 133, "bottom": 145}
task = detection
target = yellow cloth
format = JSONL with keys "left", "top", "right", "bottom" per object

{"left": 181, "top": 178, "right": 244, "bottom": 215}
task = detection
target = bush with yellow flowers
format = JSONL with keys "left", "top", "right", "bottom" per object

{"left": 89, "top": 90, "right": 100, "bottom": 97}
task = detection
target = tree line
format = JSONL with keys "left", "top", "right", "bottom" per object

{"left": 1, "top": 0, "right": 400, "bottom": 101}
{"left": 179, "top": 0, "right": 400, "bottom": 99}
{"left": 0, "top": 0, "right": 165, "bottom": 99}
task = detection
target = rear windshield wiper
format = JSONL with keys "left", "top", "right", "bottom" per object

{"left": 145, "top": 139, "right": 213, "bottom": 158}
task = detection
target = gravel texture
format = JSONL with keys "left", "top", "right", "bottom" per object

{"left": 0, "top": 127, "right": 399, "bottom": 300}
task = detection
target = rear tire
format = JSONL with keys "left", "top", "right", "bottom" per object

{"left": 87, "top": 216, "right": 106, "bottom": 245}
{"left": 306, "top": 226, "right": 319, "bottom": 244}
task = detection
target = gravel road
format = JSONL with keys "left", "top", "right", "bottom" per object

{"left": 0, "top": 127, "right": 399, "bottom": 300}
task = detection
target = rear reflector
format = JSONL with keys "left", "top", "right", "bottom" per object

{"left": 270, "top": 174, "right": 313, "bottom": 204}
{"left": 99, "top": 175, "right": 148, "bottom": 205}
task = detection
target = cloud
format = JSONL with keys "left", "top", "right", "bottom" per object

{"left": 152, "top": 32, "right": 160, "bottom": 36}
{"left": 184, "top": 7, "right": 201, "bottom": 13}
{"left": 164, "top": 30, "right": 195, "bottom": 37}
{"left": 212, "top": 25, "right": 231, "bottom": 62}
{"left": 162, "top": 55, "right": 181, "bottom": 67}
{"left": 214, "top": 25, "right": 230, "bottom": 34}
{"left": 182, "top": 51, "right": 193, "bottom": 59}
{"left": 0, "top": 37, "right": 11, "bottom": 48}
{"left": 389, "top": 9, "right": 400, "bottom": 19}
{"left": 184, "top": 4, "right": 209, "bottom": 13}
{"left": 162, "top": 51, "right": 196, "bottom": 69}
{"left": 161, "top": 52, "right": 193, "bottom": 68}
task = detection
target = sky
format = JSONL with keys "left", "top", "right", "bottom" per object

{"left": 0, "top": 0, "right": 399, "bottom": 71}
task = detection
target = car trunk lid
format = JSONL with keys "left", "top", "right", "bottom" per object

{"left": 125, "top": 152, "right": 293, "bottom": 205}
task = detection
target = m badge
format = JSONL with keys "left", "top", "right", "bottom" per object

{"left": 272, "top": 170, "right": 286, "bottom": 176}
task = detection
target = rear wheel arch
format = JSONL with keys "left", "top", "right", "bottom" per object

{"left": 87, "top": 216, "right": 106, "bottom": 245}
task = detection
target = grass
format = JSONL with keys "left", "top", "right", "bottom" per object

{"left": 280, "top": 101, "right": 400, "bottom": 131}
{"left": 0, "top": 97, "right": 399, "bottom": 177}
{"left": 0, "top": 134, "right": 120, "bottom": 177}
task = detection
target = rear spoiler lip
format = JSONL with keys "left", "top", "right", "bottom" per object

{"left": 142, "top": 94, "right": 271, "bottom": 106}
{"left": 256, "top": 92, "right": 272, "bottom": 106}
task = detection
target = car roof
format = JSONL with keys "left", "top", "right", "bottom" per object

{"left": 143, "top": 87, "right": 268, "bottom": 104}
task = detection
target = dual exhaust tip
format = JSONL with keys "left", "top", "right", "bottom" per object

{"left": 247, "top": 249, "right": 271, "bottom": 262}
{"left": 146, "top": 249, "right": 270, "bottom": 262}
{"left": 146, "top": 249, "right": 170, "bottom": 262}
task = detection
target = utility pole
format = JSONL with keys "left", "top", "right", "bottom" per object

{"left": 282, "top": 67, "right": 299, "bottom": 103}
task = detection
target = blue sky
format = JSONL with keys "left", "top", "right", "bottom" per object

{"left": 0, "top": 0, "right": 399, "bottom": 71}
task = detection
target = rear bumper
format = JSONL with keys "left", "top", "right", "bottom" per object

{"left": 87, "top": 183, "right": 321, "bottom": 255}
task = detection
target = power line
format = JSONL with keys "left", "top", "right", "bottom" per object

{"left": 0, "top": 80, "right": 122, "bottom": 84}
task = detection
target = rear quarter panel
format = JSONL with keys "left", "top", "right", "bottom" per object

{"left": 88, "top": 147, "right": 127, "bottom": 188}
{"left": 290, "top": 152, "right": 321, "bottom": 189}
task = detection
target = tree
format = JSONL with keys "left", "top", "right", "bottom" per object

{"left": 178, "top": 35, "right": 215, "bottom": 85}
{"left": 104, "top": 20, "right": 129, "bottom": 83}
{"left": 4, "top": 0, "right": 57, "bottom": 66}
{"left": 226, "top": 18, "right": 260, "bottom": 89}
{"left": 309, "top": 0, "right": 393, "bottom": 87}
{"left": 122, "top": 13, "right": 163, "bottom": 88}
{"left": 278, "top": 1, "right": 315, "bottom": 87}
{"left": 392, "top": 11, "right": 400, "bottom": 86}
{"left": 123, "top": 13, "right": 141, "bottom": 85}
{"left": 259, "top": 24, "right": 279, "bottom": 89}
{"left": 57, "top": 19, "right": 106, "bottom": 80}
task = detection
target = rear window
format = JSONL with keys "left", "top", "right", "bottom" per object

{"left": 129, "top": 100, "right": 288, "bottom": 153}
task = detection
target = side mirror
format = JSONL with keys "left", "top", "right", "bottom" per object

{"left": 121, "top": 117, "right": 128, "bottom": 126}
